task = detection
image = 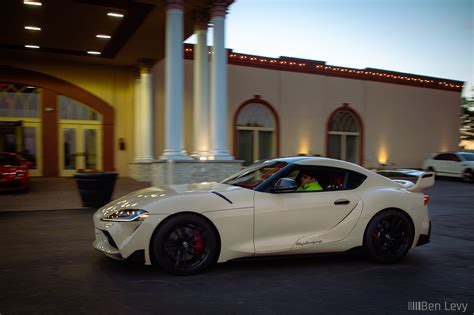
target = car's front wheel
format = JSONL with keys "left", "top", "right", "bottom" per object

{"left": 364, "top": 210, "right": 414, "bottom": 264}
{"left": 462, "top": 169, "right": 473, "bottom": 183}
{"left": 151, "top": 213, "right": 220, "bottom": 275}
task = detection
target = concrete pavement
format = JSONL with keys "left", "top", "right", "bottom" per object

{"left": 0, "top": 177, "right": 150, "bottom": 212}
{"left": 0, "top": 179, "right": 473, "bottom": 314}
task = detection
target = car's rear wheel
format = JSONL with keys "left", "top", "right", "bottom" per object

{"left": 151, "top": 213, "right": 219, "bottom": 275}
{"left": 364, "top": 210, "right": 414, "bottom": 264}
{"left": 462, "top": 169, "right": 473, "bottom": 183}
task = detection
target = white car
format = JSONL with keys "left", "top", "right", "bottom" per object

{"left": 93, "top": 157, "right": 433, "bottom": 275}
{"left": 422, "top": 151, "right": 474, "bottom": 182}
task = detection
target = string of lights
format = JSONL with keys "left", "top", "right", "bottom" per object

{"left": 184, "top": 45, "right": 463, "bottom": 91}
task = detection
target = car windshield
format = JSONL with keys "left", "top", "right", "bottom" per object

{"left": 0, "top": 154, "right": 21, "bottom": 166}
{"left": 221, "top": 161, "right": 288, "bottom": 189}
{"left": 459, "top": 153, "right": 474, "bottom": 161}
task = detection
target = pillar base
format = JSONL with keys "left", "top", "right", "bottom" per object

{"left": 209, "top": 150, "right": 234, "bottom": 161}
{"left": 159, "top": 149, "right": 192, "bottom": 160}
{"left": 129, "top": 161, "right": 153, "bottom": 182}
{"left": 133, "top": 157, "right": 154, "bottom": 163}
{"left": 191, "top": 150, "right": 209, "bottom": 159}
{"left": 151, "top": 160, "right": 244, "bottom": 186}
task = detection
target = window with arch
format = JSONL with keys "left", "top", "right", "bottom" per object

{"left": 235, "top": 101, "right": 278, "bottom": 166}
{"left": 327, "top": 109, "right": 362, "bottom": 164}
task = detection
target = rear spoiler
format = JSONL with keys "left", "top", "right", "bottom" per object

{"left": 376, "top": 169, "right": 435, "bottom": 192}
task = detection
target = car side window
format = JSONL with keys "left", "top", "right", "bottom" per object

{"left": 434, "top": 154, "right": 449, "bottom": 161}
{"left": 273, "top": 166, "right": 366, "bottom": 193}
{"left": 448, "top": 154, "right": 461, "bottom": 162}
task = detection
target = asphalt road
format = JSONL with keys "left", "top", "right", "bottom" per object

{"left": 0, "top": 179, "right": 473, "bottom": 315}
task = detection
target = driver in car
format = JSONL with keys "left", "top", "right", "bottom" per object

{"left": 297, "top": 172, "right": 323, "bottom": 191}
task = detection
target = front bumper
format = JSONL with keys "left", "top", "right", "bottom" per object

{"left": 92, "top": 211, "right": 166, "bottom": 264}
{"left": 416, "top": 221, "right": 431, "bottom": 246}
{"left": 0, "top": 178, "right": 28, "bottom": 191}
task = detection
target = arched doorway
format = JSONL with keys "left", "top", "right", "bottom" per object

{"left": 234, "top": 96, "right": 280, "bottom": 166}
{"left": 0, "top": 66, "right": 115, "bottom": 176}
{"left": 326, "top": 104, "right": 363, "bottom": 165}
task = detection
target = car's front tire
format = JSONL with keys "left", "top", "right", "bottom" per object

{"left": 151, "top": 213, "right": 220, "bottom": 275}
{"left": 363, "top": 210, "right": 414, "bottom": 264}
{"left": 462, "top": 169, "right": 473, "bottom": 183}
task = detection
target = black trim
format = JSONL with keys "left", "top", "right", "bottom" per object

{"left": 210, "top": 191, "right": 233, "bottom": 204}
{"left": 422, "top": 173, "right": 434, "bottom": 179}
{"left": 416, "top": 221, "right": 431, "bottom": 246}
{"left": 101, "top": 230, "right": 118, "bottom": 249}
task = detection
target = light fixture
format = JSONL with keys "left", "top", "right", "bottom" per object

{"left": 24, "top": 26, "right": 41, "bottom": 31}
{"left": 87, "top": 51, "right": 101, "bottom": 55}
{"left": 96, "top": 34, "right": 111, "bottom": 39}
{"left": 107, "top": 12, "right": 124, "bottom": 18}
{"left": 25, "top": 45, "right": 40, "bottom": 49}
{"left": 24, "top": 0, "right": 42, "bottom": 6}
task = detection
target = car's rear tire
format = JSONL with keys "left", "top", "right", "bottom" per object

{"left": 363, "top": 210, "right": 414, "bottom": 264}
{"left": 462, "top": 169, "right": 473, "bottom": 183}
{"left": 151, "top": 213, "right": 219, "bottom": 275}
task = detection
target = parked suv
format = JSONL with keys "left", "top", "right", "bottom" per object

{"left": 422, "top": 151, "right": 474, "bottom": 182}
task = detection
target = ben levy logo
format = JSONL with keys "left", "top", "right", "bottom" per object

{"left": 408, "top": 301, "right": 470, "bottom": 313}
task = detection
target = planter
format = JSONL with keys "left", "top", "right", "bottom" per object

{"left": 74, "top": 172, "right": 118, "bottom": 208}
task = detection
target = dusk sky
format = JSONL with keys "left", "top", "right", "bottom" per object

{"left": 186, "top": 0, "right": 473, "bottom": 97}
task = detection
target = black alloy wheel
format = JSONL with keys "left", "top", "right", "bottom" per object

{"left": 151, "top": 214, "right": 219, "bottom": 275}
{"left": 364, "top": 210, "right": 414, "bottom": 264}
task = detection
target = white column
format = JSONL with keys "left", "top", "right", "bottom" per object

{"left": 192, "top": 23, "right": 209, "bottom": 158}
{"left": 209, "top": 3, "right": 233, "bottom": 160}
{"left": 134, "top": 67, "right": 154, "bottom": 162}
{"left": 134, "top": 77, "right": 142, "bottom": 160}
{"left": 160, "top": 0, "right": 190, "bottom": 160}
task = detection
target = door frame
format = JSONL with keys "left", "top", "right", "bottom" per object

{"left": 58, "top": 121, "right": 102, "bottom": 177}
{"left": 326, "top": 104, "right": 364, "bottom": 165}
{"left": 0, "top": 117, "right": 43, "bottom": 176}
{"left": 327, "top": 131, "right": 360, "bottom": 163}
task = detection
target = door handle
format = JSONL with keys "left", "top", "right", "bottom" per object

{"left": 334, "top": 199, "right": 350, "bottom": 205}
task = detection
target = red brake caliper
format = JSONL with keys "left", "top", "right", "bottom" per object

{"left": 372, "top": 230, "right": 381, "bottom": 241}
{"left": 193, "top": 229, "right": 204, "bottom": 255}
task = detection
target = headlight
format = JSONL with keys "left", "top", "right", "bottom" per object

{"left": 101, "top": 209, "right": 149, "bottom": 222}
{"left": 16, "top": 170, "right": 26, "bottom": 177}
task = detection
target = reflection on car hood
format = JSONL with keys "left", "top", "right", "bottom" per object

{"left": 97, "top": 182, "right": 246, "bottom": 218}
{"left": 0, "top": 165, "right": 26, "bottom": 173}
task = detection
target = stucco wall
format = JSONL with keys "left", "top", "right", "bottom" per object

{"left": 178, "top": 61, "right": 461, "bottom": 169}
{"left": 1, "top": 56, "right": 137, "bottom": 176}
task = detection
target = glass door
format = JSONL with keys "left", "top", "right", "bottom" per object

{"left": 59, "top": 124, "right": 102, "bottom": 176}
{"left": 328, "top": 132, "right": 359, "bottom": 164}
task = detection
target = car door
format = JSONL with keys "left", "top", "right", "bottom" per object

{"left": 253, "top": 166, "right": 362, "bottom": 253}
{"left": 446, "top": 153, "right": 463, "bottom": 175}
{"left": 433, "top": 154, "right": 450, "bottom": 174}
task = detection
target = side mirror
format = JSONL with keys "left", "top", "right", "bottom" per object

{"left": 272, "top": 177, "right": 297, "bottom": 193}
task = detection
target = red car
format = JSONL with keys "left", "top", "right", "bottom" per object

{"left": 0, "top": 152, "right": 30, "bottom": 191}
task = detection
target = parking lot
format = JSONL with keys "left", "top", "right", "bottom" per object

{"left": 0, "top": 179, "right": 473, "bottom": 314}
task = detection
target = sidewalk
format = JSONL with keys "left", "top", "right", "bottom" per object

{"left": 0, "top": 177, "right": 151, "bottom": 212}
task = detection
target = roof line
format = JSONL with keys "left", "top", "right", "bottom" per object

{"left": 183, "top": 44, "right": 463, "bottom": 92}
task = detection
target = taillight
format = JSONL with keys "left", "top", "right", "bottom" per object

{"left": 424, "top": 195, "right": 429, "bottom": 206}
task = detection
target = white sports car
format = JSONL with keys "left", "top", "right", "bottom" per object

{"left": 93, "top": 157, "right": 433, "bottom": 275}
